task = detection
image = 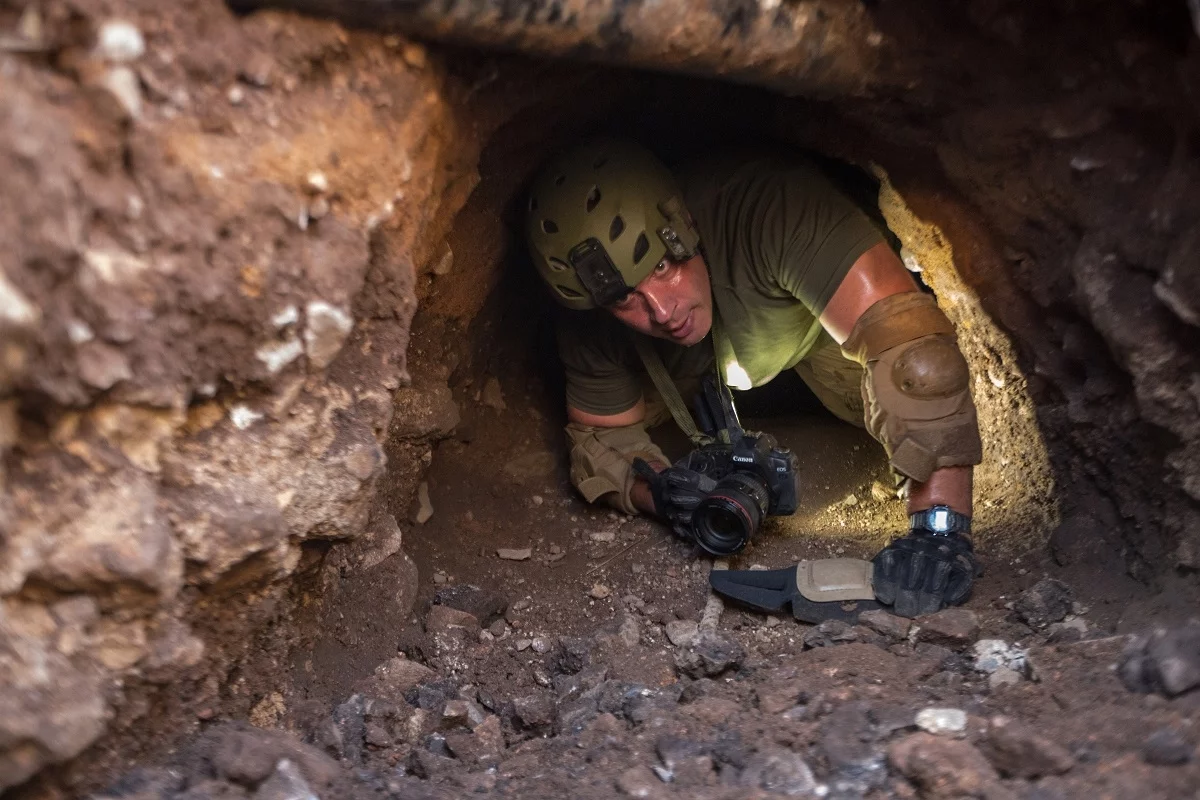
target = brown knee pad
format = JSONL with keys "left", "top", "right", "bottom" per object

{"left": 841, "top": 292, "right": 982, "bottom": 482}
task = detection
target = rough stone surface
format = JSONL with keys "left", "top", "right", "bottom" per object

{"left": 1119, "top": 621, "right": 1200, "bottom": 697}
{"left": 915, "top": 609, "right": 981, "bottom": 649}
{"left": 1013, "top": 579, "right": 1074, "bottom": 629}
{"left": 859, "top": 609, "right": 912, "bottom": 641}
{"left": 888, "top": 733, "right": 1008, "bottom": 799}
{"left": 0, "top": 1, "right": 477, "bottom": 790}
{"left": 981, "top": 716, "right": 1075, "bottom": 778}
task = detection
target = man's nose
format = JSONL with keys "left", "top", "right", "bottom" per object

{"left": 642, "top": 287, "right": 673, "bottom": 324}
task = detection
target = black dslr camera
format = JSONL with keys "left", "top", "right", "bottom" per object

{"left": 677, "top": 376, "right": 799, "bottom": 556}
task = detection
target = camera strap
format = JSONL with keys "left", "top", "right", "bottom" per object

{"left": 630, "top": 310, "right": 733, "bottom": 448}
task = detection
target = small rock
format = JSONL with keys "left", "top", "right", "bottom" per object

{"left": 665, "top": 620, "right": 700, "bottom": 648}
{"left": 590, "top": 583, "right": 612, "bottom": 600}
{"left": 479, "top": 630, "right": 494, "bottom": 643}
{"left": 488, "top": 619, "right": 506, "bottom": 637}
{"left": 802, "top": 619, "right": 859, "bottom": 649}
{"left": 531, "top": 637, "right": 552, "bottom": 654}
{"left": 305, "top": 171, "right": 329, "bottom": 194}
{"left": 96, "top": 20, "right": 145, "bottom": 63}
{"left": 497, "top": 547, "right": 532, "bottom": 561}
{"left": 888, "top": 733, "right": 1003, "bottom": 800}
{"left": 442, "top": 700, "right": 470, "bottom": 729}
{"left": 914, "top": 608, "right": 980, "bottom": 649}
{"left": 413, "top": 482, "right": 434, "bottom": 524}
{"left": 915, "top": 707, "right": 966, "bottom": 735}
{"left": 98, "top": 66, "right": 142, "bottom": 120}
{"left": 617, "top": 765, "right": 668, "bottom": 798}
{"left": 988, "top": 667, "right": 1022, "bottom": 689}
{"left": 511, "top": 694, "right": 555, "bottom": 731}
{"left": 515, "top": 639, "right": 532, "bottom": 651}
{"left": 1046, "top": 617, "right": 1088, "bottom": 643}
{"left": 841, "top": 493, "right": 859, "bottom": 506}
{"left": 481, "top": 377, "right": 506, "bottom": 410}
{"left": 618, "top": 616, "right": 641, "bottom": 648}
{"left": 764, "top": 616, "right": 783, "bottom": 628}
{"left": 1013, "top": 579, "right": 1073, "bottom": 629}
{"left": 972, "top": 639, "right": 1027, "bottom": 674}
{"left": 1142, "top": 728, "right": 1193, "bottom": 766}
{"left": 674, "top": 631, "right": 745, "bottom": 678}
{"left": 254, "top": 759, "right": 317, "bottom": 800}
{"left": 434, "top": 584, "right": 508, "bottom": 625}
{"left": 531, "top": 494, "right": 544, "bottom": 506}
{"left": 511, "top": 598, "right": 532, "bottom": 612}
{"left": 738, "top": 746, "right": 816, "bottom": 796}
{"left": 870, "top": 480, "right": 896, "bottom": 502}
{"left": 1118, "top": 621, "right": 1200, "bottom": 697}
{"left": 227, "top": 85, "right": 246, "bottom": 105}
{"left": 859, "top": 609, "right": 911, "bottom": 641}
{"left": 590, "top": 530, "right": 616, "bottom": 543}
{"left": 631, "top": 563, "right": 645, "bottom": 574}
{"left": 433, "top": 572, "right": 448, "bottom": 585}
{"left": 981, "top": 715, "right": 1074, "bottom": 778}
{"left": 425, "top": 605, "right": 479, "bottom": 635}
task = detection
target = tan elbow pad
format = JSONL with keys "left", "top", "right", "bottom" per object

{"left": 842, "top": 292, "right": 983, "bottom": 482}
{"left": 564, "top": 422, "right": 668, "bottom": 515}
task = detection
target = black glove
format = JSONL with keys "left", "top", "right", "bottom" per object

{"left": 632, "top": 457, "right": 717, "bottom": 539}
{"left": 872, "top": 529, "right": 979, "bottom": 619}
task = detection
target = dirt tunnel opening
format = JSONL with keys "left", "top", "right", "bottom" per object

{"left": 287, "top": 59, "right": 1179, "bottom": 727}
{"left": 5, "top": 1, "right": 1200, "bottom": 796}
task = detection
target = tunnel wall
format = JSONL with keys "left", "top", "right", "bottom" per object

{"left": 1, "top": 0, "right": 1198, "bottom": 793}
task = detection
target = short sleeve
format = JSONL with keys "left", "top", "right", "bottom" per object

{"left": 768, "top": 165, "right": 886, "bottom": 314}
{"left": 557, "top": 312, "right": 643, "bottom": 416}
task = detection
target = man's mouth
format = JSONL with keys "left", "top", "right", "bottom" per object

{"left": 665, "top": 310, "right": 694, "bottom": 340}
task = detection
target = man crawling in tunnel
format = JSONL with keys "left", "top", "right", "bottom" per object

{"left": 524, "top": 138, "right": 982, "bottom": 619}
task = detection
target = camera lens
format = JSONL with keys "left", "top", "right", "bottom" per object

{"left": 692, "top": 472, "right": 770, "bottom": 555}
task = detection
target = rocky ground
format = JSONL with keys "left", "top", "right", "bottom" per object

{"left": 86, "top": 322, "right": 1200, "bottom": 800}
{"left": 91, "top": 578, "right": 1200, "bottom": 799}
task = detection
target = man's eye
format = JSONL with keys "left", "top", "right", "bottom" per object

{"left": 654, "top": 260, "right": 672, "bottom": 275}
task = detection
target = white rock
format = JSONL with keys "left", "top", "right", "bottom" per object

{"left": 972, "top": 639, "right": 1027, "bottom": 674}
{"left": 531, "top": 637, "right": 551, "bottom": 654}
{"left": 99, "top": 66, "right": 142, "bottom": 119}
{"left": 0, "top": 270, "right": 39, "bottom": 326}
{"left": 497, "top": 547, "right": 532, "bottom": 561}
{"left": 589, "top": 583, "right": 611, "bottom": 600}
{"left": 515, "top": 639, "right": 532, "bottom": 651}
{"left": 665, "top": 620, "right": 699, "bottom": 648}
{"left": 272, "top": 305, "right": 299, "bottom": 327}
{"left": 989, "top": 667, "right": 1023, "bottom": 689}
{"left": 226, "top": 85, "right": 245, "bottom": 105}
{"left": 255, "top": 337, "right": 303, "bottom": 374}
{"left": 229, "top": 404, "right": 263, "bottom": 430}
{"left": 589, "top": 530, "right": 616, "bottom": 543}
{"left": 413, "top": 482, "right": 433, "bottom": 525}
{"left": 96, "top": 20, "right": 145, "bottom": 63}
{"left": 66, "top": 319, "right": 94, "bottom": 344}
{"left": 303, "top": 301, "right": 353, "bottom": 369}
{"left": 305, "top": 171, "right": 329, "bottom": 194}
{"left": 915, "top": 707, "right": 967, "bottom": 735}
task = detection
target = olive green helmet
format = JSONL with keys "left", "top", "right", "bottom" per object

{"left": 526, "top": 138, "right": 700, "bottom": 310}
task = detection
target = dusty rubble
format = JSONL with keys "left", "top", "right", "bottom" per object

{"left": 92, "top": 584, "right": 1200, "bottom": 799}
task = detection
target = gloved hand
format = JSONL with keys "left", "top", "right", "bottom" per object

{"left": 872, "top": 529, "right": 978, "bottom": 618}
{"left": 632, "top": 457, "right": 718, "bottom": 539}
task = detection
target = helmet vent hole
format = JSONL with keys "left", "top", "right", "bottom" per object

{"left": 542, "top": 219, "right": 559, "bottom": 234}
{"left": 556, "top": 285, "right": 584, "bottom": 299}
{"left": 548, "top": 257, "right": 569, "bottom": 272}
{"left": 593, "top": 156, "right": 608, "bottom": 169}
{"left": 608, "top": 215, "right": 625, "bottom": 241}
{"left": 554, "top": 174, "right": 566, "bottom": 186}
{"left": 632, "top": 233, "right": 650, "bottom": 264}
{"left": 585, "top": 186, "right": 601, "bottom": 212}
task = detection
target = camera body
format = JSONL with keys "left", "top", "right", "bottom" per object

{"left": 677, "top": 376, "right": 800, "bottom": 555}
{"left": 677, "top": 428, "right": 798, "bottom": 516}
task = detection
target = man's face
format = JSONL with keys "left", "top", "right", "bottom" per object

{"left": 606, "top": 252, "right": 713, "bottom": 346}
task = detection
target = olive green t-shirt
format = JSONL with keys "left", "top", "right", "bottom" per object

{"left": 559, "top": 153, "right": 885, "bottom": 416}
